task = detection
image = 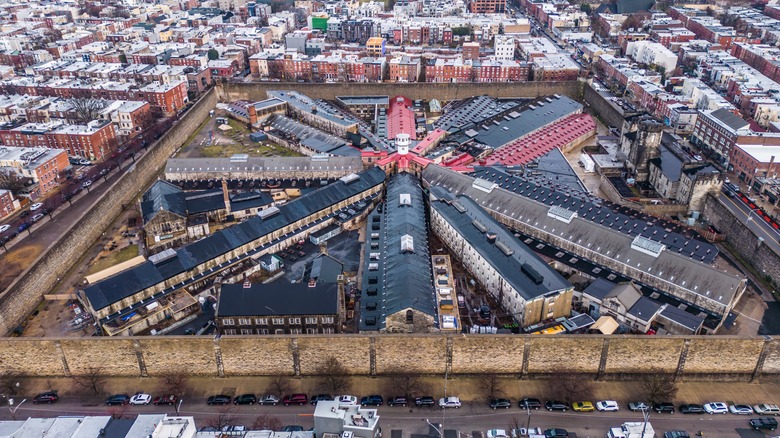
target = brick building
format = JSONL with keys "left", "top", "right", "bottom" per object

{"left": 0, "top": 189, "right": 17, "bottom": 219}
{"left": 0, "top": 145, "right": 69, "bottom": 195}
{"left": 0, "top": 120, "right": 118, "bottom": 161}
{"left": 469, "top": 0, "right": 505, "bottom": 14}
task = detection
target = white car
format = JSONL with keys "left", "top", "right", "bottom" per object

{"left": 129, "top": 393, "right": 152, "bottom": 405}
{"left": 30, "top": 203, "right": 43, "bottom": 211}
{"left": 596, "top": 400, "right": 619, "bottom": 412}
{"left": 0, "top": 225, "right": 9, "bottom": 233}
{"left": 703, "top": 402, "right": 728, "bottom": 414}
{"left": 729, "top": 404, "right": 754, "bottom": 415}
{"left": 337, "top": 395, "right": 358, "bottom": 407}
{"left": 486, "top": 429, "right": 509, "bottom": 438}
{"left": 754, "top": 403, "right": 780, "bottom": 415}
{"left": 438, "top": 396, "right": 461, "bottom": 409}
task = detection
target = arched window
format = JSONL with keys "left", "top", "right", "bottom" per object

{"left": 406, "top": 310, "right": 414, "bottom": 324}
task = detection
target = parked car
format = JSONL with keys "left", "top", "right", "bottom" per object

{"left": 730, "top": 404, "right": 754, "bottom": 415}
{"left": 31, "top": 213, "right": 44, "bottom": 223}
{"left": 415, "top": 396, "right": 436, "bottom": 407}
{"left": 258, "top": 395, "right": 279, "bottom": 405}
{"left": 17, "top": 223, "right": 29, "bottom": 232}
{"left": 310, "top": 394, "right": 332, "bottom": 405}
{"left": 653, "top": 402, "right": 675, "bottom": 413}
{"left": 572, "top": 401, "right": 594, "bottom": 412}
{"left": 283, "top": 393, "right": 308, "bottom": 406}
{"left": 0, "top": 225, "right": 9, "bottom": 234}
{"left": 628, "top": 402, "right": 648, "bottom": 412}
{"left": 282, "top": 426, "right": 304, "bottom": 432}
{"left": 680, "top": 404, "right": 705, "bottom": 414}
{"left": 489, "top": 399, "right": 512, "bottom": 409}
{"left": 233, "top": 394, "right": 256, "bottom": 405}
{"left": 153, "top": 395, "right": 177, "bottom": 405}
{"left": 129, "top": 393, "right": 152, "bottom": 405}
{"left": 387, "top": 396, "right": 408, "bottom": 407}
{"left": 82, "top": 180, "right": 92, "bottom": 188}
{"left": 486, "top": 429, "right": 509, "bottom": 438}
{"left": 750, "top": 417, "right": 778, "bottom": 430}
{"left": 439, "top": 396, "right": 461, "bottom": 408}
{"left": 754, "top": 404, "right": 780, "bottom": 415}
{"left": 596, "top": 400, "right": 619, "bottom": 412}
{"left": 32, "top": 391, "right": 58, "bottom": 404}
{"left": 106, "top": 394, "right": 130, "bottom": 406}
{"left": 519, "top": 398, "right": 542, "bottom": 410}
{"left": 29, "top": 203, "right": 43, "bottom": 211}
{"left": 545, "top": 401, "right": 569, "bottom": 411}
{"left": 361, "top": 395, "right": 383, "bottom": 406}
{"left": 207, "top": 395, "right": 232, "bottom": 405}
{"left": 544, "top": 428, "right": 568, "bottom": 438}
{"left": 663, "top": 432, "right": 690, "bottom": 438}
{"left": 703, "top": 402, "right": 728, "bottom": 414}
{"left": 337, "top": 395, "right": 358, "bottom": 406}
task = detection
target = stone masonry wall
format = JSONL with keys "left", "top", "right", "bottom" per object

{"left": 0, "top": 89, "right": 218, "bottom": 335}
{"left": 703, "top": 194, "right": 780, "bottom": 285}
{"left": 218, "top": 81, "right": 584, "bottom": 103}
{"left": 0, "top": 335, "right": 776, "bottom": 382}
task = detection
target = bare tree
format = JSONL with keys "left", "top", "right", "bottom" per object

{"left": 107, "top": 404, "right": 130, "bottom": 419}
{"left": 550, "top": 373, "right": 593, "bottom": 404}
{"left": 206, "top": 404, "right": 238, "bottom": 430}
{"left": 641, "top": 374, "right": 678, "bottom": 405}
{"left": 159, "top": 370, "right": 189, "bottom": 396}
{"left": 0, "top": 169, "right": 26, "bottom": 193}
{"left": 252, "top": 414, "right": 282, "bottom": 431}
{"left": 72, "top": 367, "right": 107, "bottom": 395}
{"left": 384, "top": 374, "right": 427, "bottom": 399}
{"left": 317, "top": 356, "right": 351, "bottom": 394}
{"left": 478, "top": 374, "right": 506, "bottom": 401}
{"left": 0, "top": 374, "right": 24, "bottom": 397}
{"left": 267, "top": 375, "right": 293, "bottom": 397}
{"left": 71, "top": 98, "right": 108, "bottom": 124}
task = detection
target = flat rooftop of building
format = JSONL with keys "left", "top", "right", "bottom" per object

{"left": 336, "top": 95, "right": 390, "bottom": 106}
{"left": 217, "top": 281, "right": 338, "bottom": 317}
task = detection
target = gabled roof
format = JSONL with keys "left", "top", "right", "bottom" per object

{"left": 140, "top": 180, "right": 186, "bottom": 224}
{"left": 605, "top": 282, "right": 642, "bottom": 310}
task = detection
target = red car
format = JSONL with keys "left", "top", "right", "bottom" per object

{"left": 154, "top": 395, "right": 178, "bottom": 405}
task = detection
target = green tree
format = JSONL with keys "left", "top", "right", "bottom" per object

{"left": 208, "top": 48, "right": 220, "bottom": 60}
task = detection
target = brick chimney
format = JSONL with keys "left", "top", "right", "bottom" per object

{"left": 222, "top": 179, "right": 231, "bottom": 214}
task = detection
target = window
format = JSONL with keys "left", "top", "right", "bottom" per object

{"left": 255, "top": 318, "right": 268, "bottom": 325}
{"left": 406, "top": 310, "right": 414, "bottom": 324}
{"left": 322, "top": 317, "right": 334, "bottom": 324}
{"left": 272, "top": 318, "right": 284, "bottom": 325}
{"left": 259, "top": 328, "right": 269, "bottom": 334}
{"left": 306, "top": 328, "right": 317, "bottom": 334}
{"left": 274, "top": 329, "right": 285, "bottom": 334}
{"left": 240, "top": 329, "right": 253, "bottom": 335}
{"left": 224, "top": 329, "right": 236, "bottom": 335}
{"left": 305, "top": 317, "right": 317, "bottom": 325}
{"left": 289, "top": 317, "right": 301, "bottom": 325}
{"left": 238, "top": 318, "right": 251, "bottom": 326}
{"left": 222, "top": 318, "right": 235, "bottom": 326}
{"left": 322, "top": 327, "right": 335, "bottom": 334}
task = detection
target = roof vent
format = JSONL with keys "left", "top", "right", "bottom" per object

{"left": 401, "top": 234, "right": 414, "bottom": 253}
{"left": 399, "top": 193, "right": 411, "bottom": 206}
{"left": 473, "top": 220, "right": 488, "bottom": 233}
{"left": 496, "top": 240, "right": 513, "bottom": 256}
{"left": 521, "top": 263, "right": 543, "bottom": 285}
{"left": 258, "top": 206, "right": 280, "bottom": 220}
{"left": 148, "top": 248, "right": 177, "bottom": 265}
{"left": 339, "top": 173, "right": 359, "bottom": 184}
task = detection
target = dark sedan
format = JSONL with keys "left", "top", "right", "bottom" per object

{"left": 489, "top": 398, "right": 512, "bottom": 409}
{"left": 680, "top": 404, "right": 705, "bottom": 414}
{"left": 32, "top": 392, "right": 58, "bottom": 404}
{"left": 207, "top": 395, "right": 232, "bottom": 405}
{"left": 545, "top": 401, "right": 569, "bottom": 411}
{"left": 415, "top": 396, "right": 436, "bottom": 407}
{"left": 234, "top": 394, "right": 257, "bottom": 405}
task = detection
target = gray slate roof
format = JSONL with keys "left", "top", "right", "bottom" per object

{"left": 165, "top": 156, "right": 364, "bottom": 177}
{"left": 218, "top": 282, "right": 338, "bottom": 317}
{"left": 84, "top": 167, "right": 385, "bottom": 311}
{"left": 140, "top": 180, "right": 187, "bottom": 224}
{"left": 422, "top": 165, "right": 743, "bottom": 313}
{"left": 359, "top": 173, "right": 436, "bottom": 331}
{"left": 431, "top": 193, "right": 572, "bottom": 301}
{"left": 710, "top": 108, "right": 750, "bottom": 132}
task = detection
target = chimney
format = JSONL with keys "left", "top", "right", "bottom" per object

{"left": 222, "top": 179, "right": 231, "bottom": 214}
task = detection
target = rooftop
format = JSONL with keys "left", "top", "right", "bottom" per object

{"left": 217, "top": 281, "right": 338, "bottom": 317}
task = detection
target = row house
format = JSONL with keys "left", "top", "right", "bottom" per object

{"left": 388, "top": 56, "right": 421, "bottom": 83}
{"left": 0, "top": 145, "right": 69, "bottom": 195}
{"left": 730, "top": 43, "right": 780, "bottom": 85}
{"left": 0, "top": 120, "right": 117, "bottom": 161}
{"left": 650, "top": 28, "right": 696, "bottom": 48}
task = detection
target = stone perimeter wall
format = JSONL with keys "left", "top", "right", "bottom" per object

{"left": 0, "top": 88, "right": 219, "bottom": 336}
{"left": 0, "top": 335, "right": 778, "bottom": 382}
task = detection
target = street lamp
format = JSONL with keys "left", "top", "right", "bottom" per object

{"left": 8, "top": 399, "right": 25, "bottom": 414}
{"left": 424, "top": 419, "right": 443, "bottom": 438}
{"left": 175, "top": 398, "right": 183, "bottom": 416}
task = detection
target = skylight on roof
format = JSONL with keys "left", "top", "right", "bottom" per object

{"left": 631, "top": 235, "right": 665, "bottom": 258}
{"left": 401, "top": 234, "right": 414, "bottom": 253}
{"left": 547, "top": 205, "right": 577, "bottom": 224}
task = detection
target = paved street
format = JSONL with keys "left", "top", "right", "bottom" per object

{"left": 0, "top": 398, "right": 771, "bottom": 437}
{"left": 717, "top": 192, "right": 780, "bottom": 256}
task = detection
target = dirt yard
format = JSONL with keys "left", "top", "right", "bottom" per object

{"left": 0, "top": 243, "right": 43, "bottom": 291}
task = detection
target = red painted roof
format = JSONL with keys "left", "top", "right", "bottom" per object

{"left": 387, "top": 95, "right": 416, "bottom": 140}
{"left": 484, "top": 114, "right": 596, "bottom": 166}
{"left": 411, "top": 128, "right": 446, "bottom": 155}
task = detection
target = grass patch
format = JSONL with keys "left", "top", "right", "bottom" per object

{"left": 87, "top": 245, "right": 138, "bottom": 275}
{"left": 200, "top": 142, "right": 303, "bottom": 158}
